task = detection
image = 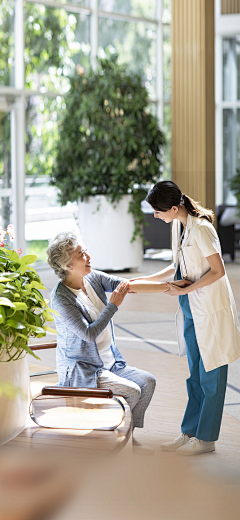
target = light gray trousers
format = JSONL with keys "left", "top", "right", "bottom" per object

{"left": 98, "top": 364, "right": 156, "bottom": 428}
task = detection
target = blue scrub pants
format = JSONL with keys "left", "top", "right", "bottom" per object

{"left": 181, "top": 312, "right": 228, "bottom": 442}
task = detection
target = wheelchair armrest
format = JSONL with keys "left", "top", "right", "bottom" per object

{"left": 41, "top": 386, "right": 114, "bottom": 399}
{"left": 30, "top": 386, "right": 125, "bottom": 431}
{"left": 29, "top": 342, "right": 57, "bottom": 351}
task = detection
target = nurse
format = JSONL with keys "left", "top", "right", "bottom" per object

{"left": 131, "top": 180, "right": 240, "bottom": 456}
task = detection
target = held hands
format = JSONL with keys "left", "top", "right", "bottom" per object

{"left": 109, "top": 280, "right": 129, "bottom": 307}
{"left": 165, "top": 279, "right": 193, "bottom": 296}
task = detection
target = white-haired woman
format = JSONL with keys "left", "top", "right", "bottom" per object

{"left": 47, "top": 231, "right": 157, "bottom": 450}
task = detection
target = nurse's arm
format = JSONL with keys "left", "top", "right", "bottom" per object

{"left": 130, "top": 263, "right": 175, "bottom": 283}
{"left": 166, "top": 253, "right": 225, "bottom": 296}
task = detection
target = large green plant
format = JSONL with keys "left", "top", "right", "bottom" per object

{"left": 51, "top": 55, "right": 165, "bottom": 241}
{"left": 230, "top": 167, "right": 240, "bottom": 217}
{"left": 0, "top": 232, "right": 57, "bottom": 362}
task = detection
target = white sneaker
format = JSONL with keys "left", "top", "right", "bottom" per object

{"left": 160, "top": 433, "right": 191, "bottom": 452}
{"left": 177, "top": 437, "right": 215, "bottom": 456}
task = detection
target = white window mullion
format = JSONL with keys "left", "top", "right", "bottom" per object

{"left": 156, "top": 0, "right": 163, "bottom": 125}
{"left": 215, "top": 31, "right": 223, "bottom": 206}
{"left": 12, "top": 0, "right": 26, "bottom": 252}
{"left": 91, "top": 0, "right": 98, "bottom": 70}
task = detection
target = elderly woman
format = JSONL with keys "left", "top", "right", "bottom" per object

{"left": 47, "top": 231, "right": 157, "bottom": 447}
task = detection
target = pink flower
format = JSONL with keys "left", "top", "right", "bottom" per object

{"left": 0, "top": 227, "right": 5, "bottom": 241}
{"left": 17, "top": 248, "right": 22, "bottom": 255}
{"left": 6, "top": 225, "right": 14, "bottom": 240}
{"left": 0, "top": 241, "right": 4, "bottom": 247}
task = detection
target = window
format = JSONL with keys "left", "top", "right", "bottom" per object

{"left": 222, "top": 36, "right": 240, "bottom": 204}
{"left": 0, "top": 0, "right": 171, "bottom": 255}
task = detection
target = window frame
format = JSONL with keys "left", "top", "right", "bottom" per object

{"left": 0, "top": 0, "right": 166, "bottom": 251}
{"left": 215, "top": 0, "right": 240, "bottom": 205}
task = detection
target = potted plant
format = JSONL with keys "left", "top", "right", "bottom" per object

{"left": 0, "top": 225, "right": 57, "bottom": 445}
{"left": 50, "top": 55, "right": 165, "bottom": 269}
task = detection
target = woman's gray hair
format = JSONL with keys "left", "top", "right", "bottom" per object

{"left": 47, "top": 231, "right": 82, "bottom": 280}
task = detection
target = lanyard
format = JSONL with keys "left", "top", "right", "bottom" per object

{"left": 178, "top": 223, "right": 188, "bottom": 279}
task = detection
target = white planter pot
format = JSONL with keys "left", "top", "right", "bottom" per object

{"left": 78, "top": 195, "right": 142, "bottom": 270}
{"left": 0, "top": 352, "right": 29, "bottom": 446}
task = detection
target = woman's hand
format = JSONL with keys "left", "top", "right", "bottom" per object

{"left": 165, "top": 282, "right": 187, "bottom": 296}
{"left": 109, "top": 281, "right": 129, "bottom": 307}
{"left": 171, "top": 279, "right": 193, "bottom": 288}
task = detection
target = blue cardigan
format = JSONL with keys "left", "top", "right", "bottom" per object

{"left": 51, "top": 270, "right": 127, "bottom": 387}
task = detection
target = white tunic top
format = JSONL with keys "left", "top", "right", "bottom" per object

{"left": 172, "top": 214, "right": 240, "bottom": 372}
{"left": 69, "top": 278, "right": 115, "bottom": 370}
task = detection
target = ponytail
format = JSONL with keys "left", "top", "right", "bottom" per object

{"left": 146, "top": 181, "right": 214, "bottom": 224}
{"left": 182, "top": 193, "right": 214, "bottom": 224}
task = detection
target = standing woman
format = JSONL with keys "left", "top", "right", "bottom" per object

{"left": 132, "top": 180, "right": 240, "bottom": 455}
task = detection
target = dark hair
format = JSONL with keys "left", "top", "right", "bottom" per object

{"left": 146, "top": 181, "right": 214, "bottom": 223}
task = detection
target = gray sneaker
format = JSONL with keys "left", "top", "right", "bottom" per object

{"left": 160, "top": 433, "right": 191, "bottom": 452}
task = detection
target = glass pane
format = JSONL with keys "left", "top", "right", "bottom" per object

{"left": 25, "top": 96, "right": 78, "bottom": 261}
{"left": 0, "top": 0, "right": 15, "bottom": 87}
{"left": 162, "top": 0, "right": 171, "bottom": 23}
{"left": 99, "top": 18, "right": 157, "bottom": 99}
{"left": 223, "top": 108, "right": 240, "bottom": 204}
{"left": 0, "top": 111, "right": 12, "bottom": 231}
{"left": 24, "top": 4, "right": 90, "bottom": 92}
{"left": 163, "top": 22, "right": 171, "bottom": 177}
{"left": 163, "top": 103, "right": 171, "bottom": 178}
{"left": 99, "top": 0, "right": 157, "bottom": 19}
{"left": 223, "top": 36, "right": 240, "bottom": 101}
{"left": 163, "top": 23, "right": 171, "bottom": 103}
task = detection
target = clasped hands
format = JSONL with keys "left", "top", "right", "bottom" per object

{"left": 164, "top": 279, "right": 193, "bottom": 296}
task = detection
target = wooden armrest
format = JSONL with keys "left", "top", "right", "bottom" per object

{"left": 41, "top": 386, "right": 114, "bottom": 399}
{"left": 29, "top": 342, "right": 57, "bottom": 351}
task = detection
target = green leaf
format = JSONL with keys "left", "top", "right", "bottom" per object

{"left": 43, "top": 326, "right": 58, "bottom": 334}
{"left": 0, "top": 277, "right": 11, "bottom": 282}
{"left": 47, "top": 307, "right": 60, "bottom": 316}
{"left": 21, "top": 255, "right": 38, "bottom": 265}
{"left": 15, "top": 332, "right": 29, "bottom": 341}
{"left": 26, "top": 266, "right": 38, "bottom": 273}
{"left": 12, "top": 302, "right": 28, "bottom": 311}
{"left": 5, "top": 319, "right": 26, "bottom": 330}
{"left": 6, "top": 283, "right": 16, "bottom": 291}
{"left": 28, "top": 324, "right": 46, "bottom": 333}
{"left": 0, "top": 297, "right": 16, "bottom": 308}
{"left": 0, "top": 306, "right": 6, "bottom": 324}
{"left": 32, "top": 289, "right": 45, "bottom": 301}
{"left": 27, "top": 281, "right": 47, "bottom": 290}
{"left": 1, "top": 272, "right": 20, "bottom": 279}
{"left": 17, "top": 264, "right": 28, "bottom": 275}
{"left": 43, "top": 311, "right": 54, "bottom": 322}
{"left": 8, "top": 250, "right": 20, "bottom": 261}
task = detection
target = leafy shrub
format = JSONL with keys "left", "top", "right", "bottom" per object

{"left": 51, "top": 55, "right": 165, "bottom": 241}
